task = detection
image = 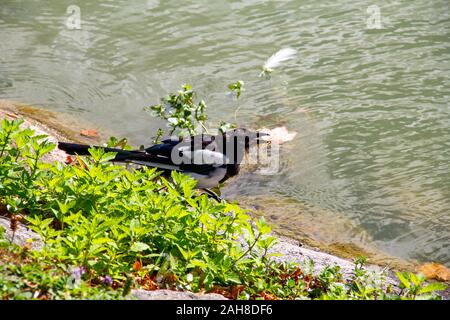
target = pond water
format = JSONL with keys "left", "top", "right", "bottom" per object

{"left": 1, "top": 0, "right": 449, "bottom": 266}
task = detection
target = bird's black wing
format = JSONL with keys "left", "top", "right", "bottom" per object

{"left": 145, "top": 140, "right": 181, "bottom": 158}
{"left": 179, "top": 163, "right": 217, "bottom": 175}
{"left": 58, "top": 142, "right": 145, "bottom": 160}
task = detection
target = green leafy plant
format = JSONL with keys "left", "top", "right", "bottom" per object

{"left": 228, "top": 80, "right": 244, "bottom": 100}
{"left": 395, "top": 271, "right": 447, "bottom": 300}
{"left": 227, "top": 80, "right": 245, "bottom": 122}
{"left": 145, "top": 84, "right": 209, "bottom": 137}
{"left": 145, "top": 84, "right": 237, "bottom": 137}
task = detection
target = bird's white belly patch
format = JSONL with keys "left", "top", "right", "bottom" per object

{"left": 127, "top": 160, "right": 226, "bottom": 189}
{"left": 188, "top": 167, "right": 227, "bottom": 188}
{"left": 127, "top": 161, "right": 180, "bottom": 171}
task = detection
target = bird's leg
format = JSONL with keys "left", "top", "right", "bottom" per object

{"left": 201, "top": 188, "right": 223, "bottom": 202}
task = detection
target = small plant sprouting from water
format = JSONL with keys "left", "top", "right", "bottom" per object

{"left": 152, "top": 128, "right": 164, "bottom": 144}
{"left": 228, "top": 80, "right": 244, "bottom": 99}
{"left": 145, "top": 83, "right": 237, "bottom": 137}
{"left": 218, "top": 121, "right": 237, "bottom": 134}
{"left": 145, "top": 84, "right": 209, "bottom": 137}
{"left": 228, "top": 80, "right": 245, "bottom": 122}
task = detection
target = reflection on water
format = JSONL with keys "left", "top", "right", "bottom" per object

{"left": 1, "top": 0, "right": 449, "bottom": 265}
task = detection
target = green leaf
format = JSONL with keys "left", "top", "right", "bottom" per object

{"left": 189, "top": 259, "right": 208, "bottom": 270}
{"left": 100, "top": 152, "right": 118, "bottom": 163}
{"left": 418, "top": 282, "right": 447, "bottom": 294}
{"left": 130, "top": 242, "right": 150, "bottom": 252}
{"left": 176, "top": 244, "right": 190, "bottom": 261}
{"left": 409, "top": 272, "right": 421, "bottom": 286}
{"left": 57, "top": 200, "right": 70, "bottom": 214}
{"left": 0, "top": 239, "right": 9, "bottom": 248}
{"left": 92, "top": 237, "right": 114, "bottom": 245}
{"left": 39, "top": 141, "right": 56, "bottom": 155}
{"left": 164, "top": 233, "right": 178, "bottom": 241}
{"left": 396, "top": 272, "right": 411, "bottom": 289}
{"left": 224, "top": 273, "right": 241, "bottom": 284}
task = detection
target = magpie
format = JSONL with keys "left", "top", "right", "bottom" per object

{"left": 58, "top": 128, "right": 268, "bottom": 199}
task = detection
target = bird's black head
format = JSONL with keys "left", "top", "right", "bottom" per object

{"left": 223, "top": 128, "right": 269, "bottom": 151}
{"left": 215, "top": 128, "right": 269, "bottom": 165}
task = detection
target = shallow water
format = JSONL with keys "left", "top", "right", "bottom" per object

{"left": 1, "top": 0, "right": 449, "bottom": 266}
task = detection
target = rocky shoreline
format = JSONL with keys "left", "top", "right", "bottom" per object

{"left": 0, "top": 100, "right": 448, "bottom": 300}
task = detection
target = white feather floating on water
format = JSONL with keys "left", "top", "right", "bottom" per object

{"left": 262, "top": 47, "right": 297, "bottom": 73}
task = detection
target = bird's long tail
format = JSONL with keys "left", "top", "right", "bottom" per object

{"left": 58, "top": 142, "right": 164, "bottom": 163}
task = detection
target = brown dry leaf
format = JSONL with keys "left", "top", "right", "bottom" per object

{"left": 75, "top": 155, "right": 88, "bottom": 170}
{"left": 418, "top": 263, "right": 450, "bottom": 282}
{"left": 133, "top": 260, "right": 142, "bottom": 271}
{"left": 10, "top": 214, "right": 23, "bottom": 232}
{"left": 112, "top": 281, "right": 120, "bottom": 290}
{"left": 260, "top": 291, "right": 278, "bottom": 300}
{"left": 210, "top": 286, "right": 234, "bottom": 299}
{"left": 291, "top": 267, "right": 303, "bottom": 285}
{"left": 6, "top": 112, "right": 18, "bottom": 119}
{"left": 198, "top": 289, "right": 206, "bottom": 295}
{"left": 22, "top": 242, "right": 32, "bottom": 251}
{"left": 164, "top": 271, "right": 178, "bottom": 285}
{"left": 230, "top": 285, "right": 245, "bottom": 299}
{"left": 139, "top": 274, "right": 159, "bottom": 291}
{"left": 259, "top": 126, "right": 297, "bottom": 144}
{"left": 80, "top": 129, "right": 98, "bottom": 137}
{"left": 65, "top": 155, "right": 74, "bottom": 165}
{"left": 0, "top": 204, "right": 7, "bottom": 216}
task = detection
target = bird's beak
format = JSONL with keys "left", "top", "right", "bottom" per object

{"left": 256, "top": 132, "right": 270, "bottom": 142}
